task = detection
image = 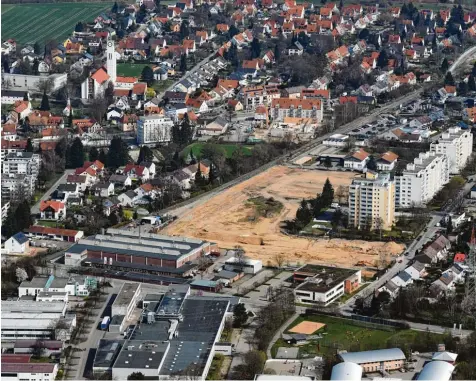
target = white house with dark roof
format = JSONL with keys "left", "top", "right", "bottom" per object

{"left": 3, "top": 232, "right": 29, "bottom": 254}
{"left": 390, "top": 271, "right": 413, "bottom": 288}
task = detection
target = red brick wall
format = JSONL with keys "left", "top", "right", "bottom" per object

{"left": 116, "top": 254, "right": 130, "bottom": 263}
{"left": 147, "top": 258, "right": 162, "bottom": 266}
{"left": 132, "top": 256, "right": 146, "bottom": 265}
{"left": 87, "top": 250, "right": 102, "bottom": 259}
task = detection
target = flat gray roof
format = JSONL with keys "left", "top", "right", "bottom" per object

{"left": 113, "top": 282, "right": 140, "bottom": 307}
{"left": 19, "top": 276, "right": 69, "bottom": 289}
{"left": 93, "top": 339, "right": 124, "bottom": 370}
{"left": 113, "top": 341, "right": 169, "bottom": 370}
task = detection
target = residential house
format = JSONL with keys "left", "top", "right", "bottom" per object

{"left": 66, "top": 175, "right": 88, "bottom": 192}
{"left": 4, "top": 232, "right": 29, "bottom": 254}
{"left": 118, "top": 190, "right": 138, "bottom": 207}
{"left": 404, "top": 261, "right": 427, "bottom": 280}
{"left": 109, "top": 174, "right": 132, "bottom": 188}
{"left": 391, "top": 271, "right": 413, "bottom": 288}
{"left": 122, "top": 164, "right": 150, "bottom": 181}
{"left": 376, "top": 151, "right": 398, "bottom": 171}
{"left": 91, "top": 182, "right": 115, "bottom": 197}
{"left": 344, "top": 149, "right": 370, "bottom": 171}
{"left": 40, "top": 201, "right": 66, "bottom": 220}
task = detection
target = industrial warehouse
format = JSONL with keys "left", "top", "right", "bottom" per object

{"left": 92, "top": 284, "right": 232, "bottom": 380}
{"left": 64, "top": 228, "right": 214, "bottom": 278}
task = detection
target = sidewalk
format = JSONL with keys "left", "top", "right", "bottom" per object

{"left": 266, "top": 311, "right": 299, "bottom": 359}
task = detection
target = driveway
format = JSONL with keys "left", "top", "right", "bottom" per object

{"left": 31, "top": 169, "right": 74, "bottom": 215}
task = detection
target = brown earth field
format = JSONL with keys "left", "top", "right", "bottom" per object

{"left": 164, "top": 166, "right": 405, "bottom": 268}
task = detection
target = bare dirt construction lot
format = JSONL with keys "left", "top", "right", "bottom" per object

{"left": 164, "top": 166, "right": 405, "bottom": 268}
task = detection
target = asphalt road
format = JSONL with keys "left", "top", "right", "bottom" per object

{"left": 31, "top": 169, "right": 74, "bottom": 215}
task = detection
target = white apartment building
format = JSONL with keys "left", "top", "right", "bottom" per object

{"left": 242, "top": 84, "right": 281, "bottom": 110}
{"left": 271, "top": 98, "right": 324, "bottom": 122}
{"left": 430, "top": 127, "right": 473, "bottom": 174}
{"left": 2, "top": 151, "right": 40, "bottom": 177}
{"left": 348, "top": 172, "right": 395, "bottom": 230}
{"left": 2, "top": 73, "right": 67, "bottom": 93}
{"left": 1, "top": 174, "right": 36, "bottom": 201}
{"left": 137, "top": 115, "right": 174, "bottom": 145}
{"left": 395, "top": 151, "right": 449, "bottom": 207}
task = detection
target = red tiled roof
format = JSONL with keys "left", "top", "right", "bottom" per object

{"left": 114, "top": 89, "right": 131, "bottom": 97}
{"left": 2, "top": 123, "right": 17, "bottom": 135}
{"left": 132, "top": 82, "right": 147, "bottom": 95}
{"left": 40, "top": 200, "right": 65, "bottom": 212}
{"left": 1, "top": 354, "right": 32, "bottom": 363}
{"left": 91, "top": 68, "right": 110, "bottom": 84}
{"left": 1, "top": 363, "right": 56, "bottom": 373}
{"left": 124, "top": 163, "right": 146, "bottom": 176}
{"left": 26, "top": 225, "right": 81, "bottom": 237}
{"left": 271, "top": 97, "right": 322, "bottom": 110}
{"left": 350, "top": 148, "right": 369, "bottom": 161}
{"left": 14, "top": 101, "right": 29, "bottom": 114}
{"left": 116, "top": 76, "right": 138, "bottom": 83}
{"left": 67, "top": 174, "right": 87, "bottom": 183}
{"left": 40, "top": 141, "right": 57, "bottom": 151}
{"left": 1, "top": 139, "right": 27, "bottom": 150}
{"left": 379, "top": 151, "right": 398, "bottom": 163}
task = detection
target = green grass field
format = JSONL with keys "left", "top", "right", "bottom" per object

{"left": 182, "top": 143, "right": 254, "bottom": 159}
{"left": 117, "top": 63, "right": 150, "bottom": 77}
{"left": 272, "top": 314, "right": 443, "bottom": 358}
{"left": 1, "top": 2, "right": 113, "bottom": 46}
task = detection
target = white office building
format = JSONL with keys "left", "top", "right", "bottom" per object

{"left": 18, "top": 275, "right": 98, "bottom": 298}
{"left": 395, "top": 151, "right": 449, "bottom": 207}
{"left": 137, "top": 115, "right": 174, "bottom": 145}
{"left": 1, "top": 362, "right": 59, "bottom": 381}
{"left": 2, "top": 73, "right": 67, "bottom": 93}
{"left": 430, "top": 127, "right": 473, "bottom": 174}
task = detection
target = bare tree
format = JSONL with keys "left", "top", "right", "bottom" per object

{"left": 234, "top": 245, "right": 246, "bottom": 272}
{"left": 89, "top": 95, "right": 108, "bottom": 123}
{"left": 37, "top": 78, "right": 54, "bottom": 94}
{"left": 3, "top": 78, "right": 12, "bottom": 89}
{"left": 335, "top": 185, "right": 347, "bottom": 205}
{"left": 375, "top": 217, "right": 384, "bottom": 239}
{"left": 30, "top": 339, "right": 46, "bottom": 359}
{"left": 274, "top": 253, "right": 285, "bottom": 268}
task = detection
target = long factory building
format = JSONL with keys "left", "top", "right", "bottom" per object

{"left": 65, "top": 228, "right": 214, "bottom": 270}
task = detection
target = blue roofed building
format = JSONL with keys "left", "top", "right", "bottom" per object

{"left": 4, "top": 232, "right": 29, "bottom": 254}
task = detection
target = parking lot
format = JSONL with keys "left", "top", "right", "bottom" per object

{"left": 348, "top": 113, "right": 398, "bottom": 139}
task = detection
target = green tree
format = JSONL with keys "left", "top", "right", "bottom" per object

{"left": 98, "top": 149, "right": 107, "bottom": 164}
{"left": 137, "top": 146, "right": 154, "bottom": 164}
{"left": 295, "top": 199, "right": 312, "bottom": 229}
{"left": 74, "top": 22, "right": 83, "bottom": 32}
{"left": 366, "top": 156, "right": 377, "bottom": 171}
{"left": 171, "top": 123, "right": 181, "bottom": 145}
{"left": 376, "top": 50, "right": 388, "bottom": 68}
{"left": 23, "top": 92, "right": 29, "bottom": 101}
{"left": 39, "top": 91, "right": 50, "bottom": 111}
{"left": 468, "top": 75, "right": 476, "bottom": 91}
{"left": 89, "top": 147, "right": 99, "bottom": 162}
{"left": 180, "top": 20, "right": 190, "bottom": 38}
{"left": 67, "top": 137, "right": 85, "bottom": 169}
{"left": 140, "top": 66, "right": 154, "bottom": 85}
{"left": 179, "top": 54, "right": 187, "bottom": 72}
{"left": 127, "top": 372, "right": 145, "bottom": 380}
{"left": 441, "top": 57, "right": 449, "bottom": 73}
{"left": 55, "top": 137, "right": 68, "bottom": 159}
{"left": 180, "top": 113, "right": 193, "bottom": 146}
{"left": 111, "top": 1, "right": 118, "bottom": 13}
{"left": 324, "top": 156, "right": 332, "bottom": 168}
{"left": 250, "top": 38, "right": 261, "bottom": 59}
{"left": 444, "top": 71, "right": 455, "bottom": 86}
{"left": 228, "top": 25, "right": 240, "bottom": 39}
{"left": 273, "top": 44, "right": 280, "bottom": 61}
{"left": 472, "top": 62, "right": 476, "bottom": 76}
{"left": 33, "top": 42, "right": 41, "bottom": 55}
{"left": 107, "top": 137, "right": 130, "bottom": 168}
{"left": 133, "top": 211, "right": 138, "bottom": 220}
{"left": 321, "top": 178, "right": 334, "bottom": 208}
{"left": 233, "top": 303, "right": 248, "bottom": 328}
{"left": 194, "top": 162, "right": 205, "bottom": 187}
{"left": 26, "top": 138, "right": 34, "bottom": 153}
{"left": 446, "top": 216, "right": 453, "bottom": 235}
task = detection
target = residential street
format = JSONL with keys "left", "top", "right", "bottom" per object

{"left": 31, "top": 169, "right": 74, "bottom": 215}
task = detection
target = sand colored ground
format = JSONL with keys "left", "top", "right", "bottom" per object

{"left": 289, "top": 321, "right": 326, "bottom": 334}
{"left": 164, "top": 166, "right": 405, "bottom": 268}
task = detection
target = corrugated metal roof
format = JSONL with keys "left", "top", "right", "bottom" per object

{"left": 339, "top": 348, "right": 406, "bottom": 364}
{"left": 418, "top": 361, "right": 455, "bottom": 380}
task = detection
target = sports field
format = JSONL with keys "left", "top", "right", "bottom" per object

{"left": 1, "top": 3, "right": 113, "bottom": 46}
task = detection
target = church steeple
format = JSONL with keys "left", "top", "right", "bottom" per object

{"left": 106, "top": 38, "right": 117, "bottom": 84}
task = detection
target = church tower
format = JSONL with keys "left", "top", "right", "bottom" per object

{"left": 106, "top": 38, "right": 117, "bottom": 84}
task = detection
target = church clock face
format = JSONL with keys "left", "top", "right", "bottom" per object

{"left": 108, "top": 41, "right": 113, "bottom": 47}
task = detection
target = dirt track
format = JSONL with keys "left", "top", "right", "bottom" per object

{"left": 164, "top": 166, "right": 405, "bottom": 268}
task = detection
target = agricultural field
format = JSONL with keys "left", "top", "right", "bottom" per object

{"left": 1, "top": 3, "right": 112, "bottom": 46}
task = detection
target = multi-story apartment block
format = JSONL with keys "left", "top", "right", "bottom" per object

{"left": 2, "top": 151, "right": 40, "bottom": 176}
{"left": 395, "top": 151, "right": 449, "bottom": 207}
{"left": 1, "top": 152, "right": 40, "bottom": 201}
{"left": 348, "top": 172, "right": 395, "bottom": 230}
{"left": 242, "top": 84, "right": 281, "bottom": 110}
{"left": 137, "top": 115, "right": 174, "bottom": 145}
{"left": 270, "top": 98, "right": 323, "bottom": 122}
{"left": 430, "top": 126, "right": 473, "bottom": 174}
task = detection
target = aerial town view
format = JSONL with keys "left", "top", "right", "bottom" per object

{"left": 1, "top": 0, "right": 476, "bottom": 379}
